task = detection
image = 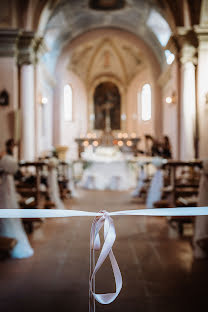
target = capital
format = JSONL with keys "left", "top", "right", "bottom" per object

{"left": 17, "top": 31, "right": 36, "bottom": 65}
{"left": 174, "top": 28, "right": 198, "bottom": 65}
{"left": 194, "top": 25, "right": 208, "bottom": 43}
{"left": 176, "top": 27, "right": 198, "bottom": 48}
{"left": 180, "top": 44, "right": 197, "bottom": 65}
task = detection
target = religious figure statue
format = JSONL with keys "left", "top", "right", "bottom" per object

{"left": 100, "top": 101, "right": 114, "bottom": 132}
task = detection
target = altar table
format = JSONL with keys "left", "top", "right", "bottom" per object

{"left": 79, "top": 160, "right": 137, "bottom": 191}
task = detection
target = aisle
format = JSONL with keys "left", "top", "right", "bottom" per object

{"left": 0, "top": 190, "right": 208, "bottom": 312}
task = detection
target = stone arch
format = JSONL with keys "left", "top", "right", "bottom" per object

{"left": 56, "top": 27, "right": 162, "bottom": 134}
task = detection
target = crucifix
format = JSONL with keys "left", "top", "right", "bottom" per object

{"left": 100, "top": 101, "right": 114, "bottom": 132}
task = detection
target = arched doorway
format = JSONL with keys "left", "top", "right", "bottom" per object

{"left": 93, "top": 81, "right": 121, "bottom": 130}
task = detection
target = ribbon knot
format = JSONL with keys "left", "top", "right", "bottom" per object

{"left": 89, "top": 210, "right": 122, "bottom": 311}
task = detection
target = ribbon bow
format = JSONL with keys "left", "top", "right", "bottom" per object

{"left": 89, "top": 211, "right": 122, "bottom": 311}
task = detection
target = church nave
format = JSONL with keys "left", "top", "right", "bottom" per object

{"left": 1, "top": 1, "right": 208, "bottom": 311}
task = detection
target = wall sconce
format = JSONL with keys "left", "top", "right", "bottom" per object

{"left": 41, "top": 96, "right": 48, "bottom": 104}
{"left": 165, "top": 92, "right": 176, "bottom": 104}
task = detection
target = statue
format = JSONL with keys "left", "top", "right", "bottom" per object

{"left": 100, "top": 100, "right": 115, "bottom": 146}
{"left": 100, "top": 101, "right": 114, "bottom": 132}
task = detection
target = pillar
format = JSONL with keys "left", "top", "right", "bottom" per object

{"left": 18, "top": 31, "right": 36, "bottom": 161}
{"left": 180, "top": 43, "right": 197, "bottom": 160}
{"left": 196, "top": 29, "right": 208, "bottom": 158}
{"left": 195, "top": 0, "right": 208, "bottom": 158}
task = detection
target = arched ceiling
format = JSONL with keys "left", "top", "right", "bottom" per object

{"left": 67, "top": 35, "right": 147, "bottom": 87}
{"left": 43, "top": 0, "right": 172, "bottom": 72}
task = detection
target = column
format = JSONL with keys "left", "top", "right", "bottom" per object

{"left": 196, "top": 28, "right": 208, "bottom": 158}
{"left": 18, "top": 31, "right": 36, "bottom": 161}
{"left": 195, "top": 0, "right": 208, "bottom": 158}
{"left": 180, "top": 43, "right": 197, "bottom": 160}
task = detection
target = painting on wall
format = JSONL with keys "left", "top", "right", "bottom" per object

{"left": 94, "top": 81, "right": 121, "bottom": 130}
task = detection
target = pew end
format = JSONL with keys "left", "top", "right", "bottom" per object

{"left": 0, "top": 236, "right": 17, "bottom": 259}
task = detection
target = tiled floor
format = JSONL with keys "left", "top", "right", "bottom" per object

{"left": 0, "top": 190, "right": 208, "bottom": 312}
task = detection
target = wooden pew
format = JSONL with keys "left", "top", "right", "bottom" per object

{"left": 58, "top": 161, "right": 71, "bottom": 199}
{"left": 16, "top": 162, "right": 49, "bottom": 232}
{"left": 0, "top": 236, "right": 17, "bottom": 259}
{"left": 160, "top": 160, "right": 202, "bottom": 235}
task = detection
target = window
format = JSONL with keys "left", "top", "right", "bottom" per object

{"left": 141, "top": 84, "right": 151, "bottom": 121}
{"left": 165, "top": 50, "right": 175, "bottom": 65}
{"left": 147, "top": 10, "right": 171, "bottom": 47}
{"left": 64, "top": 84, "right": 73, "bottom": 121}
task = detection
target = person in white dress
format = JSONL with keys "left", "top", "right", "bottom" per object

{"left": 0, "top": 139, "right": 34, "bottom": 259}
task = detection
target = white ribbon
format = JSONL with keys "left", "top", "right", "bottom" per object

{"left": 1, "top": 207, "right": 208, "bottom": 311}
{"left": 89, "top": 211, "right": 122, "bottom": 311}
{"left": 1, "top": 207, "right": 208, "bottom": 218}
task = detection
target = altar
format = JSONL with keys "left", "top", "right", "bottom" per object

{"left": 78, "top": 146, "right": 137, "bottom": 191}
{"left": 76, "top": 95, "right": 139, "bottom": 190}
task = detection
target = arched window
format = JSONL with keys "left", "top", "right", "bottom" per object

{"left": 165, "top": 50, "right": 175, "bottom": 65}
{"left": 64, "top": 84, "right": 73, "bottom": 121}
{"left": 141, "top": 84, "right": 151, "bottom": 121}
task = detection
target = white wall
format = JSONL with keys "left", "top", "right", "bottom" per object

{"left": 54, "top": 68, "right": 88, "bottom": 160}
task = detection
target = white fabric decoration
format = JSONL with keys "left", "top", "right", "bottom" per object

{"left": 79, "top": 161, "right": 136, "bottom": 191}
{"left": 48, "top": 157, "right": 59, "bottom": 168}
{"left": 48, "top": 167, "right": 65, "bottom": 210}
{"left": 0, "top": 155, "right": 33, "bottom": 259}
{"left": 67, "top": 164, "right": 78, "bottom": 197}
{"left": 151, "top": 156, "right": 166, "bottom": 168}
{"left": 146, "top": 169, "right": 164, "bottom": 208}
{"left": 131, "top": 166, "right": 146, "bottom": 197}
{"left": 0, "top": 154, "right": 18, "bottom": 174}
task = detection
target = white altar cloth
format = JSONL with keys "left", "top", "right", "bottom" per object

{"left": 79, "top": 160, "right": 136, "bottom": 191}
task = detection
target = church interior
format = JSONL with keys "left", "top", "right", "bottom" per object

{"left": 1, "top": 0, "right": 208, "bottom": 311}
